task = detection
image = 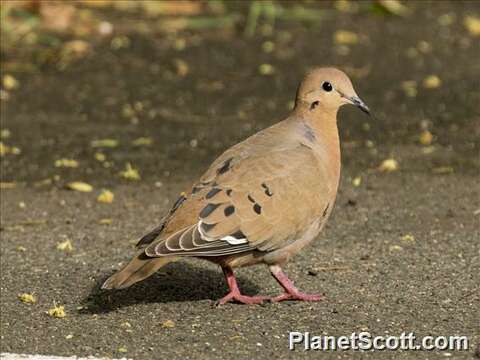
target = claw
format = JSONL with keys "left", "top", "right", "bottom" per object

{"left": 269, "top": 265, "right": 324, "bottom": 303}
{"left": 270, "top": 292, "right": 323, "bottom": 302}
{"left": 217, "top": 265, "right": 324, "bottom": 306}
{"left": 216, "top": 292, "right": 269, "bottom": 305}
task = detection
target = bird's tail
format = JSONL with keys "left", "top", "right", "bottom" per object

{"left": 102, "top": 252, "right": 178, "bottom": 289}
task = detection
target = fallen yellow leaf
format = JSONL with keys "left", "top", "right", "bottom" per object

{"left": 377, "top": 0, "right": 410, "bottom": 17}
{"left": 258, "top": 64, "right": 275, "bottom": 76}
{"left": 0, "top": 182, "right": 16, "bottom": 189}
{"left": 352, "top": 176, "right": 362, "bottom": 187}
{"left": 66, "top": 181, "right": 93, "bottom": 192}
{"left": 334, "top": 30, "right": 359, "bottom": 45}
{"left": 0, "top": 142, "right": 21, "bottom": 156}
{"left": 94, "top": 152, "right": 106, "bottom": 162}
{"left": 54, "top": 158, "right": 79, "bottom": 168}
{"left": 120, "top": 321, "right": 132, "bottom": 328}
{"left": 119, "top": 163, "right": 140, "bottom": 181}
{"left": 401, "top": 234, "right": 415, "bottom": 242}
{"left": 97, "top": 189, "right": 114, "bottom": 203}
{"left": 57, "top": 239, "right": 73, "bottom": 252}
{"left": 419, "top": 130, "right": 433, "bottom": 146}
{"left": 99, "top": 218, "right": 113, "bottom": 225}
{"left": 378, "top": 158, "right": 399, "bottom": 172}
{"left": 464, "top": 16, "right": 480, "bottom": 36}
{"left": 2, "top": 74, "right": 19, "bottom": 90}
{"left": 90, "top": 139, "right": 119, "bottom": 148}
{"left": 0, "top": 129, "right": 10, "bottom": 139}
{"left": 132, "top": 137, "right": 153, "bottom": 146}
{"left": 47, "top": 304, "right": 66, "bottom": 318}
{"left": 389, "top": 244, "right": 403, "bottom": 252}
{"left": 423, "top": 75, "right": 441, "bottom": 89}
{"left": 162, "top": 320, "right": 175, "bottom": 328}
{"left": 18, "top": 293, "right": 36, "bottom": 304}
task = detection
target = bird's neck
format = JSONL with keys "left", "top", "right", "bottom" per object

{"left": 293, "top": 106, "right": 341, "bottom": 187}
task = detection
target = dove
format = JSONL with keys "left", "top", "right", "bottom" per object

{"left": 102, "top": 67, "right": 370, "bottom": 304}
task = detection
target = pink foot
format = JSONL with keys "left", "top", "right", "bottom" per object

{"left": 217, "top": 292, "right": 269, "bottom": 305}
{"left": 217, "top": 266, "right": 269, "bottom": 305}
{"left": 269, "top": 265, "right": 324, "bottom": 303}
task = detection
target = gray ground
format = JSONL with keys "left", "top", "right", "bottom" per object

{"left": 1, "top": 1, "right": 479, "bottom": 359}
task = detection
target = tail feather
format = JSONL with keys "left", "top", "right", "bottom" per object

{"left": 102, "top": 252, "right": 178, "bottom": 289}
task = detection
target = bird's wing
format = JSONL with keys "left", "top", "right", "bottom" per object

{"left": 136, "top": 193, "right": 187, "bottom": 248}
{"left": 144, "top": 143, "right": 332, "bottom": 257}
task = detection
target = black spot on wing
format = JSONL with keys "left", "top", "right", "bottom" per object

{"left": 217, "top": 157, "right": 233, "bottom": 175}
{"left": 205, "top": 188, "right": 221, "bottom": 199}
{"left": 261, "top": 183, "right": 273, "bottom": 196}
{"left": 230, "top": 230, "right": 246, "bottom": 239}
{"left": 247, "top": 193, "right": 262, "bottom": 215}
{"left": 226, "top": 189, "right": 232, "bottom": 196}
{"left": 136, "top": 193, "right": 186, "bottom": 247}
{"left": 136, "top": 223, "right": 166, "bottom": 247}
{"left": 224, "top": 205, "right": 235, "bottom": 216}
{"left": 199, "top": 203, "right": 221, "bottom": 219}
{"left": 201, "top": 222, "right": 216, "bottom": 232}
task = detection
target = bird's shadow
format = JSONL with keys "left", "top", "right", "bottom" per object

{"left": 81, "top": 261, "right": 261, "bottom": 314}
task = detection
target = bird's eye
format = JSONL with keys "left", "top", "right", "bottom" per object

{"left": 322, "top": 82, "right": 333, "bottom": 92}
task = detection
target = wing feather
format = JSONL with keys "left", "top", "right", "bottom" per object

{"left": 144, "top": 138, "right": 330, "bottom": 258}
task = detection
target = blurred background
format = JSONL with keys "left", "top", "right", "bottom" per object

{"left": 1, "top": 1, "right": 479, "bottom": 359}
{"left": 1, "top": 0, "right": 479, "bottom": 187}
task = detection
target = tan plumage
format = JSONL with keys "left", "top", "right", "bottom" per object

{"left": 102, "top": 67, "right": 370, "bottom": 304}
{"left": 102, "top": 253, "right": 178, "bottom": 289}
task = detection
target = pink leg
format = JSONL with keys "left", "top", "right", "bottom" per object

{"left": 269, "top": 265, "right": 323, "bottom": 302}
{"left": 217, "top": 267, "right": 270, "bottom": 305}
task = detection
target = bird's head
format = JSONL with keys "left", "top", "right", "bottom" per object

{"left": 295, "top": 67, "right": 370, "bottom": 116}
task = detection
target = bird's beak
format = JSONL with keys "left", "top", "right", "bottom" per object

{"left": 349, "top": 96, "right": 370, "bottom": 115}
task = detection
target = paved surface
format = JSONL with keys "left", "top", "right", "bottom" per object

{"left": 1, "top": 1, "right": 479, "bottom": 359}
{"left": 0, "top": 353, "right": 129, "bottom": 360}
